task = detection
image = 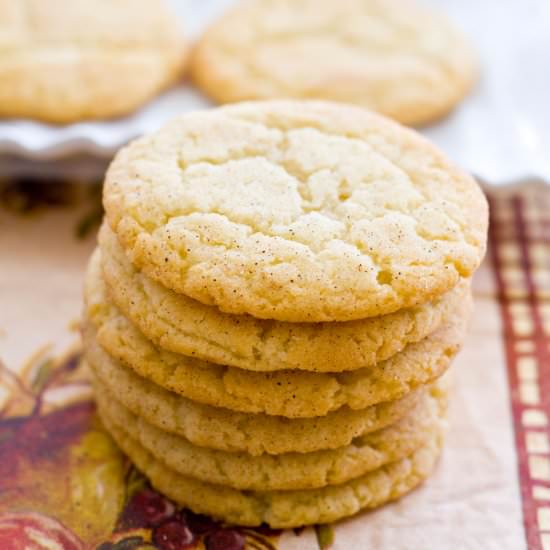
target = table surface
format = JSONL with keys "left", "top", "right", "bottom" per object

{"left": 1, "top": 179, "right": 548, "bottom": 549}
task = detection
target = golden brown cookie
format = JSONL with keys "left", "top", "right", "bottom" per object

{"left": 96, "top": 378, "right": 447, "bottom": 490}
{"left": 83, "top": 300, "right": 466, "bottom": 418}
{"left": 0, "top": 0, "right": 188, "bottom": 122}
{"left": 103, "top": 100, "right": 488, "bottom": 321}
{"left": 191, "top": 0, "right": 476, "bottom": 126}
{"left": 102, "top": 418, "right": 444, "bottom": 527}
{"left": 87, "top": 348, "right": 438, "bottom": 456}
{"left": 96, "top": 230, "right": 470, "bottom": 372}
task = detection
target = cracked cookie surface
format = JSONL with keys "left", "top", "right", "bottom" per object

{"left": 0, "top": 0, "right": 187, "bottom": 122}
{"left": 191, "top": 0, "right": 476, "bottom": 126}
{"left": 104, "top": 100, "right": 488, "bottom": 321}
{"left": 96, "top": 233, "right": 469, "bottom": 372}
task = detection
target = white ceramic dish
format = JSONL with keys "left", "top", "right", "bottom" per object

{"left": 0, "top": 0, "right": 549, "bottom": 183}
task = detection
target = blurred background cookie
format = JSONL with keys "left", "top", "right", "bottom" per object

{"left": 191, "top": 0, "right": 477, "bottom": 126}
{"left": 0, "top": 0, "right": 189, "bottom": 123}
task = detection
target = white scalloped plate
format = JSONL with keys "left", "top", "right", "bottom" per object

{"left": 1, "top": 0, "right": 549, "bottom": 183}
{"left": 0, "top": 87, "right": 212, "bottom": 160}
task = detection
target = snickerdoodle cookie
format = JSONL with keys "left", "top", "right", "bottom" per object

{"left": 191, "top": 0, "right": 476, "bottom": 125}
{"left": 103, "top": 100, "right": 487, "bottom": 322}
{"left": 0, "top": 0, "right": 188, "bottom": 122}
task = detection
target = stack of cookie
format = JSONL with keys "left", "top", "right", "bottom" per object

{"left": 0, "top": 0, "right": 188, "bottom": 123}
{"left": 83, "top": 100, "right": 488, "bottom": 527}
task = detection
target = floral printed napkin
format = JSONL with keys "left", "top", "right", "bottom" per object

{"left": 1, "top": 180, "right": 542, "bottom": 549}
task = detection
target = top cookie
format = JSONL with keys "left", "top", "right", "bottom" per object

{"left": 191, "top": 0, "right": 477, "bottom": 126}
{"left": 104, "top": 100, "right": 488, "bottom": 322}
{"left": 0, "top": 0, "right": 188, "bottom": 122}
